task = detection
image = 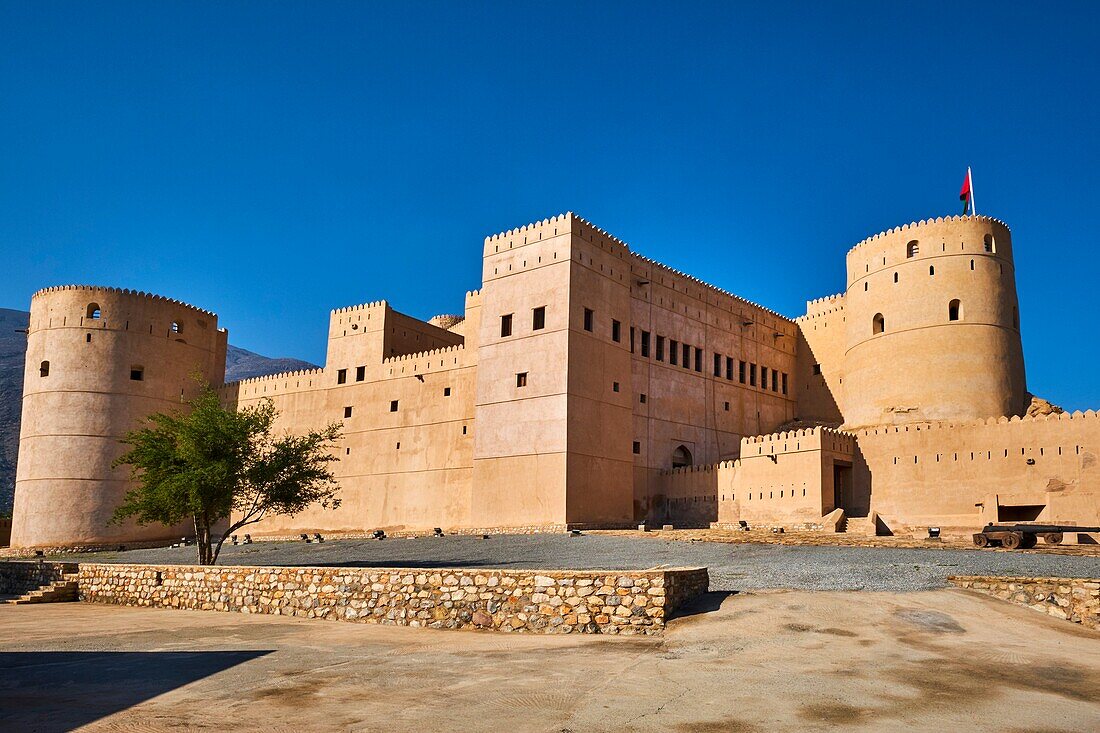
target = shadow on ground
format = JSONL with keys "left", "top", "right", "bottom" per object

{"left": 669, "top": 590, "right": 738, "bottom": 621}
{"left": 0, "top": 650, "right": 271, "bottom": 732}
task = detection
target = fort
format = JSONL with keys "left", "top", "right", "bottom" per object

{"left": 8, "top": 212, "right": 1099, "bottom": 548}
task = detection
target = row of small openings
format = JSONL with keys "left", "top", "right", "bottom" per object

{"left": 863, "top": 258, "right": 1003, "bottom": 291}
{"left": 84, "top": 303, "right": 185, "bottom": 334}
{"left": 743, "top": 489, "right": 808, "bottom": 500}
{"left": 39, "top": 361, "right": 143, "bottom": 380}
{"left": 629, "top": 327, "right": 789, "bottom": 394}
{"left": 891, "top": 445, "right": 1081, "bottom": 464}
{"left": 392, "top": 425, "right": 471, "bottom": 450}
{"left": 500, "top": 306, "right": 546, "bottom": 338}
{"left": 491, "top": 251, "right": 558, "bottom": 275}
{"left": 870, "top": 298, "right": 1017, "bottom": 335}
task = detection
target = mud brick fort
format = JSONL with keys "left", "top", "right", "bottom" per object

{"left": 9, "top": 213, "right": 1099, "bottom": 548}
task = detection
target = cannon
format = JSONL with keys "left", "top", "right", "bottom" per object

{"left": 972, "top": 523, "right": 1100, "bottom": 550}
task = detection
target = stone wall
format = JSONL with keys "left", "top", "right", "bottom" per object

{"left": 78, "top": 563, "right": 709, "bottom": 635}
{"left": 950, "top": 575, "right": 1100, "bottom": 630}
{"left": 0, "top": 560, "right": 77, "bottom": 595}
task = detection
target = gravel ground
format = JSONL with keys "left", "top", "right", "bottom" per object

{"left": 58, "top": 534, "right": 1100, "bottom": 592}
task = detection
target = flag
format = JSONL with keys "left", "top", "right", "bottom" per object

{"left": 959, "top": 167, "right": 974, "bottom": 215}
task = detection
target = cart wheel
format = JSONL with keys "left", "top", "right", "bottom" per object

{"left": 1002, "top": 532, "right": 1022, "bottom": 550}
{"left": 973, "top": 534, "right": 989, "bottom": 548}
{"left": 1043, "top": 532, "right": 1063, "bottom": 545}
{"left": 1021, "top": 534, "right": 1038, "bottom": 549}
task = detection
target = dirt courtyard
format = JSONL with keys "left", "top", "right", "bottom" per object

{"left": 2, "top": 588, "right": 1098, "bottom": 732}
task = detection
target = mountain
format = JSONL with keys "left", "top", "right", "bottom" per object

{"left": 0, "top": 308, "right": 318, "bottom": 515}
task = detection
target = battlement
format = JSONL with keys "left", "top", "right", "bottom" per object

{"left": 31, "top": 285, "right": 220, "bottom": 320}
{"left": 797, "top": 293, "right": 846, "bottom": 322}
{"left": 845, "top": 215, "right": 1011, "bottom": 258}
{"left": 381, "top": 343, "right": 466, "bottom": 365}
{"left": 855, "top": 409, "right": 1100, "bottom": 438}
{"left": 225, "top": 366, "right": 325, "bottom": 388}
{"left": 331, "top": 299, "right": 388, "bottom": 316}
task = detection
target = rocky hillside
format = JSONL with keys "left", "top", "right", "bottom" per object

{"left": 0, "top": 307, "right": 317, "bottom": 515}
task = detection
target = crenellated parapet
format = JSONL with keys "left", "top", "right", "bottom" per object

{"left": 845, "top": 215, "right": 1011, "bottom": 259}
{"left": 31, "top": 284, "right": 220, "bottom": 320}
{"left": 224, "top": 366, "right": 325, "bottom": 388}
{"left": 796, "top": 293, "right": 846, "bottom": 322}
{"left": 855, "top": 409, "right": 1100, "bottom": 438}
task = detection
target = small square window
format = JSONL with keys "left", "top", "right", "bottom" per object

{"left": 355, "top": 366, "right": 365, "bottom": 382}
{"left": 639, "top": 393, "right": 647, "bottom": 404}
{"left": 612, "top": 382, "right": 620, "bottom": 392}
{"left": 516, "top": 372, "right": 528, "bottom": 388}
{"left": 343, "top": 406, "right": 353, "bottom": 418}
{"left": 337, "top": 369, "right": 347, "bottom": 384}
{"left": 812, "top": 363, "right": 821, "bottom": 376}
{"left": 390, "top": 400, "right": 399, "bottom": 412}
{"left": 532, "top": 306, "right": 545, "bottom": 331}
{"left": 632, "top": 441, "right": 641, "bottom": 455}
{"left": 500, "top": 313, "right": 513, "bottom": 338}
{"left": 583, "top": 308, "right": 593, "bottom": 332}
{"left": 130, "top": 367, "right": 144, "bottom": 381}
{"left": 443, "top": 387, "right": 451, "bottom": 397}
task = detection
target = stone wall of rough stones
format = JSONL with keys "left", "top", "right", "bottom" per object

{"left": 950, "top": 575, "right": 1100, "bottom": 630}
{"left": 78, "top": 563, "right": 710, "bottom": 635}
{"left": 0, "top": 561, "right": 77, "bottom": 595}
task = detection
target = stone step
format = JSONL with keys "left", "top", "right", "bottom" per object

{"left": 5, "top": 577, "right": 79, "bottom": 605}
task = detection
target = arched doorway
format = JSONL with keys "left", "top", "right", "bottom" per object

{"left": 672, "top": 444, "right": 693, "bottom": 469}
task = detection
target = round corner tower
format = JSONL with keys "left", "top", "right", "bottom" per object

{"left": 11, "top": 286, "right": 228, "bottom": 548}
{"left": 842, "top": 216, "right": 1027, "bottom": 429}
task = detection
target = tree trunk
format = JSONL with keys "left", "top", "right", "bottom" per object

{"left": 193, "top": 513, "right": 212, "bottom": 565}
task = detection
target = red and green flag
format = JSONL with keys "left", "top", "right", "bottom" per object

{"left": 960, "top": 167, "right": 975, "bottom": 215}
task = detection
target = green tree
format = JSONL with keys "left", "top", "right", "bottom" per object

{"left": 113, "top": 387, "right": 342, "bottom": 565}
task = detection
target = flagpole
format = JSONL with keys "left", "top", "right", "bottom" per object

{"left": 969, "top": 167, "right": 976, "bottom": 216}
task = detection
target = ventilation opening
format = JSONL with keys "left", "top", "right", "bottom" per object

{"left": 130, "top": 365, "right": 144, "bottom": 381}
{"left": 672, "top": 445, "right": 693, "bottom": 468}
{"left": 948, "top": 299, "right": 961, "bottom": 322}
{"left": 39, "top": 360, "right": 50, "bottom": 377}
{"left": 872, "top": 313, "right": 885, "bottom": 334}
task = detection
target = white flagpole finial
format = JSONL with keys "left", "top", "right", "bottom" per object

{"left": 968, "top": 167, "right": 976, "bottom": 216}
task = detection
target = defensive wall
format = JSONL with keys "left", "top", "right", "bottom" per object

{"left": 950, "top": 575, "right": 1100, "bottom": 630}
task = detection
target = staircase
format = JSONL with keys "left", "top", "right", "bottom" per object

{"left": 4, "top": 576, "right": 79, "bottom": 605}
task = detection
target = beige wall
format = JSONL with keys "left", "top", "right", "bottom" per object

{"left": 12, "top": 287, "right": 227, "bottom": 548}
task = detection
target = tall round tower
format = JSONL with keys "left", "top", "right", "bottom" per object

{"left": 842, "top": 216, "right": 1027, "bottom": 429}
{"left": 11, "top": 286, "right": 228, "bottom": 548}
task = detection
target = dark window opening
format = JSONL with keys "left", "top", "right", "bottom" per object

{"left": 639, "top": 393, "right": 647, "bottom": 404}
{"left": 171, "top": 321, "right": 182, "bottom": 334}
{"left": 500, "top": 313, "right": 513, "bottom": 337}
{"left": 670, "top": 340, "right": 679, "bottom": 365}
{"left": 612, "top": 381, "right": 620, "bottom": 392}
{"left": 532, "top": 306, "right": 545, "bottom": 331}
{"left": 130, "top": 366, "right": 144, "bottom": 381}
{"left": 694, "top": 347, "right": 702, "bottom": 372}
{"left": 724, "top": 401, "right": 730, "bottom": 411}
{"left": 462, "top": 425, "right": 467, "bottom": 435}
{"left": 583, "top": 308, "right": 594, "bottom": 332}
{"left": 726, "top": 357, "right": 734, "bottom": 381}
{"left": 641, "top": 331, "right": 651, "bottom": 357}
{"left": 782, "top": 373, "right": 788, "bottom": 395}
{"left": 873, "top": 313, "right": 885, "bottom": 334}
{"left": 713, "top": 353, "right": 722, "bottom": 377}
{"left": 356, "top": 366, "right": 365, "bottom": 382}
{"left": 39, "top": 360, "right": 49, "bottom": 377}
{"left": 390, "top": 400, "right": 399, "bottom": 412}
{"left": 444, "top": 387, "right": 451, "bottom": 397}
{"left": 739, "top": 361, "right": 747, "bottom": 383}
{"left": 772, "top": 370, "right": 778, "bottom": 392}
{"left": 906, "top": 240, "right": 919, "bottom": 258}
{"left": 516, "top": 372, "right": 528, "bottom": 388}
{"left": 86, "top": 333, "right": 92, "bottom": 343}
{"left": 611, "top": 319, "right": 621, "bottom": 343}
{"left": 343, "top": 406, "right": 353, "bottom": 418}
{"left": 672, "top": 445, "right": 693, "bottom": 468}
{"left": 633, "top": 441, "right": 641, "bottom": 455}
{"left": 893, "top": 272, "right": 899, "bottom": 283}
{"left": 87, "top": 303, "right": 101, "bottom": 319}
{"left": 656, "top": 336, "right": 665, "bottom": 361}
{"left": 337, "top": 369, "right": 347, "bottom": 384}
{"left": 749, "top": 363, "right": 757, "bottom": 387}
{"left": 812, "top": 363, "right": 821, "bottom": 375}
{"left": 682, "top": 343, "right": 690, "bottom": 369}
{"left": 929, "top": 265, "right": 935, "bottom": 276}
{"left": 984, "top": 234, "right": 995, "bottom": 253}
{"left": 760, "top": 366, "right": 768, "bottom": 388}
{"left": 948, "top": 299, "right": 961, "bottom": 322}
{"left": 629, "top": 326, "right": 635, "bottom": 353}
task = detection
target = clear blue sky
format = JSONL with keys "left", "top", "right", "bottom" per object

{"left": 2, "top": 2, "right": 1098, "bottom": 409}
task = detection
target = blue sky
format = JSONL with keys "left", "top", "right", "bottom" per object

{"left": 1, "top": 2, "right": 1098, "bottom": 408}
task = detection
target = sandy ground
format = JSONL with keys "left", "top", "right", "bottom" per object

{"left": 1, "top": 589, "right": 1097, "bottom": 732}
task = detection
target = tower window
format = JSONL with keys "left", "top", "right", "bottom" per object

{"left": 629, "top": 327, "right": 635, "bottom": 353}
{"left": 443, "top": 387, "right": 451, "bottom": 397}
{"left": 670, "top": 340, "right": 679, "bottom": 366}
{"left": 87, "top": 303, "right": 101, "bottom": 319}
{"left": 749, "top": 363, "right": 757, "bottom": 386}
{"left": 713, "top": 353, "right": 722, "bottom": 377}
{"left": 682, "top": 343, "right": 690, "bottom": 369}
{"left": 949, "top": 299, "right": 962, "bottom": 322}
{"left": 970, "top": 259, "right": 975, "bottom": 270}
{"left": 724, "top": 401, "right": 730, "bottom": 411}
{"left": 640, "top": 331, "right": 651, "bottom": 357}
{"left": 612, "top": 381, "right": 620, "bottom": 392}
{"left": 390, "top": 400, "right": 399, "bottom": 412}
{"left": 873, "top": 313, "right": 885, "bottom": 334}
{"left": 694, "top": 347, "right": 702, "bottom": 372}
{"left": 639, "top": 393, "right": 647, "bottom": 404}
{"left": 500, "top": 313, "right": 513, "bottom": 338}
{"left": 611, "top": 319, "right": 621, "bottom": 343}
{"left": 929, "top": 265, "right": 935, "bottom": 276}
{"left": 739, "top": 361, "right": 747, "bottom": 383}
{"left": 583, "top": 308, "right": 593, "bottom": 332}
{"left": 343, "top": 406, "right": 353, "bottom": 418}
{"left": 812, "top": 363, "right": 821, "bottom": 375}
{"left": 516, "top": 372, "right": 528, "bottom": 388}
{"left": 171, "top": 321, "right": 182, "bottom": 334}
{"left": 633, "top": 441, "right": 641, "bottom": 455}
{"left": 337, "top": 369, "right": 347, "bottom": 384}
{"left": 86, "top": 333, "right": 92, "bottom": 343}
{"left": 532, "top": 306, "right": 545, "bottom": 331}
{"left": 893, "top": 272, "right": 899, "bottom": 284}
{"left": 984, "top": 234, "right": 995, "bottom": 253}
{"left": 356, "top": 366, "right": 365, "bottom": 382}
{"left": 130, "top": 365, "right": 144, "bottom": 381}
{"left": 39, "top": 360, "right": 50, "bottom": 377}
{"left": 726, "top": 356, "right": 734, "bottom": 381}
{"left": 906, "top": 240, "right": 919, "bottom": 258}
{"left": 782, "top": 372, "right": 788, "bottom": 395}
